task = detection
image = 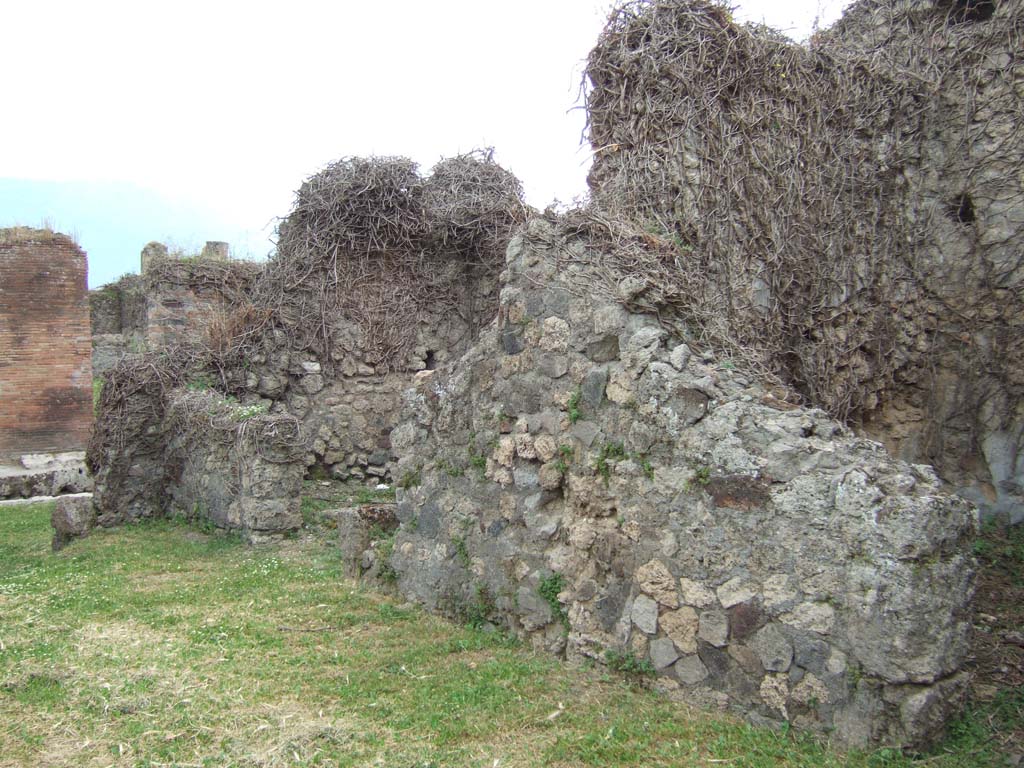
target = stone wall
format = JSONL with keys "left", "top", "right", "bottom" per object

{"left": 89, "top": 378, "right": 304, "bottom": 542}
{"left": 584, "top": 0, "right": 1024, "bottom": 523}
{"left": 266, "top": 302, "right": 495, "bottom": 482}
{"left": 823, "top": 0, "right": 1024, "bottom": 524}
{"left": 162, "top": 391, "right": 304, "bottom": 542}
{"left": 89, "top": 274, "right": 147, "bottom": 375}
{"left": 142, "top": 259, "right": 256, "bottom": 349}
{"left": 103, "top": 256, "right": 499, "bottom": 485}
{"left": 0, "top": 458, "right": 91, "bottom": 500}
{"left": 0, "top": 228, "right": 92, "bottom": 460}
{"left": 90, "top": 245, "right": 243, "bottom": 375}
{"left": 376, "top": 218, "right": 978, "bottom": 748}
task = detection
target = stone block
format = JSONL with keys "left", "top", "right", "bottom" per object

{"left": 51, "top": 494, "right": 97, "bottom": 551}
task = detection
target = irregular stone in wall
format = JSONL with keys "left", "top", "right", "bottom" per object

{"left": 631, "top": 594, "right": 659, "bottom": 634}
{"left": 662, "top": 607, "right": 699, "bottom": 654}
{"left": 636, "top": 559, "right": 680, "bottom": 607}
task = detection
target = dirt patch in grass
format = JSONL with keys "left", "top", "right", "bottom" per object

{"left": 212, "top": 700, "right": 386, "bottom": 767}
{"left": 126, "top": 569, "right": 202, "bottom": 593}
{"left": 74, "top": 620, "right": 175, "bottom": 650}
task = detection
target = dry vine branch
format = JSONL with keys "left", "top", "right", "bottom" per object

{"left": 583, "top": 0, "right": 1024, "bottom": 422}
{"left": 255, "top": 150, "right": 528, "bottom": 371}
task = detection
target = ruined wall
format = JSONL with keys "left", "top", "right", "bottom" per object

{"left": 0, "top": 228, "right": 92, "bottom": 460}
{"left": 584, "top": 0, "right": 1024, "bottom": 522}
{"left": 375, "top": 218, "right": 977, "bottom": 748}
{"left": 162, "top": 391, "right": 304, "bottom": 542}
{"left": 89, "top": 274, "right": 147, "bottom": 375}
{"left": 91, "top": 244, "right": 246, "bottom": 376}
{"left": 105, "top": 257, "right": 498, "bottom": 484}
{"left": 88, "top": 153, "right": 521, "bottom": 490}
{"left": 266, "top": 297, "right": 498, "bottom": 482}
{"left": 824, "top": 0, "right": 1024, "bottom": 523}
{"left": 142, "top": 257, "right": 260, "bottom": 349}
{"left": 88, "top": 364, "right": 304, "bottom": 542}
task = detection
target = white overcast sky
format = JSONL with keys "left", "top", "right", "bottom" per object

{"left": 1, "top": 0, "right": 850, "bottom": 285}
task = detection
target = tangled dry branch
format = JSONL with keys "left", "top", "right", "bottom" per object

{"left": 87, "top": 348, "right": 198, "bottom": 474}
{"left": 584, "top": 0, "right": 1024, "bottom": 421}
{"left": 257, "top": 150, "right": 528, "bottom": 371}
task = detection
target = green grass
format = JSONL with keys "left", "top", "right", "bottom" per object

{"left": 594, "top": 441, "right": 627, "bottom": 485}
{"left": 567, "top": 388, "right": 582, "bottom": 425}
{"left": 92, "top": 377, "right": 104, "bottom": 415}
{"left": 0, "top": 502, "right": 1016, "bottom": 767}
{"left": 603, "top": 648, "right": 656, "bottom": 680}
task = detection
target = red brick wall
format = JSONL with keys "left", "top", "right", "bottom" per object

{"left": 0, "top": 229, "right": 93, "bottom": 460}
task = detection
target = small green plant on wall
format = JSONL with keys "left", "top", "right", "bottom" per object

{"left": 595, "top": 441, "right": 627, "bottom": 485}
{"left": 538, "top": 572, "right": 569, "bottom": 629}
{"left": 686, "top": 464, "right": 711, "bottom": 491}
{"left": 604, "top": 648, "right": 656, "bottom": 679}
{"left": 567, "top": 388, "right": 582, "bottom": 424}
{"left": 398, "top": 468, "right": 422, "bottom": 489}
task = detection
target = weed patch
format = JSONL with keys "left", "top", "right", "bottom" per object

{"left": 604, "top": 648, "right": 656, "bottom": 680}
{"left": 594, "top": 441, "right": 627, "bottom": 485}
{"left": 538, "top": 572, "right": 569, "bottom": 629}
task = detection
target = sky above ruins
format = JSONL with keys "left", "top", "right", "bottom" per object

{"left": 1, "top": 0, "right": 850, "bottom": 288}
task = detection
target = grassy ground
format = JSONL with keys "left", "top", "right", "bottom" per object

{"left": 968, "top": 518, "right": 1024, "bottom": 760}
{"left": 0, "top": 502, "right": 1020, "bottom": 768}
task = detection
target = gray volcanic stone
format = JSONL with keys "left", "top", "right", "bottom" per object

{"left": 698, "top": 610, "right": 729, "bottom": 648}
{"left": 675, "top": 654, "right": 709, "bottom": 685}
{"left": 587, "top": 334, "right": 620, "bottom": 363}
{"left": 51, "top": 495, "right": 96, "bottom": 551}
{"left": 650, "top": 637, "right": 680, "bottom": 670}
{"left": 631, "top": 594, "right": 659, "bottom": 635}
{"left": 581, "top": 367, "right": 608, "bottom": 410}
{"left": 752, "top": 624, "right": 793, "bottom": 672}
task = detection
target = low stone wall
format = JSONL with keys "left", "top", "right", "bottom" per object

{"left": 378, "top": 218, "right": 978, "bottom": 748}
{"left": 87, "top": 367, "right": 305, "bottom": 543}
{"left": 163, "top": 391, "right": 304, "bottom": 542}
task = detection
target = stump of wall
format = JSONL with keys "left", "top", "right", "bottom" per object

{"left": 336, "top": 504, "right": 399, "bottom": 578}
{"left": 163, "top": 390, "right": 305, "bottom": 542}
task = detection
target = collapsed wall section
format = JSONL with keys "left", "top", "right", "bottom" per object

{"left": 84, "top": 152, "right": 525, "bottom": 538}
{"left": 142, "top": 257, "right": 261, "bottom": 349}
{"left": 380, "top": 217, "right": 978, "bottom": 748}
{"left": 0, "top": 228, "right": 92, "bottom": 460}
{"left": 88, "top": 153, "right": 523, "bottom": 486}
{"left": 162, "top": 391, "right": 304, "bottom": 542}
